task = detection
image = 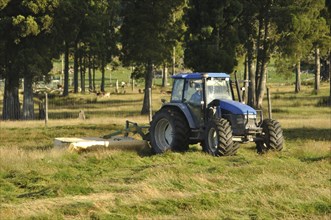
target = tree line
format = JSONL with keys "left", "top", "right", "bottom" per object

{"left": 0, "top": 0, "right": 330, "bottom": 120}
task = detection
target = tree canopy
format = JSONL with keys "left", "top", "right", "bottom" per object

{"left": 120, "top": 0, "right": 186, "bottom": 114}
{"left": 184, "top": 0, "right": 243, "bottom": 73}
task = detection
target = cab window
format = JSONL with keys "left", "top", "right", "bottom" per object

{"left": 171, "top": 79, "right": 184, "bottom": 102}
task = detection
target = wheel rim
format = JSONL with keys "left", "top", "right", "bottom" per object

{"left": 207, "top": 127, "right": 218, "bottom": 152}
{"left": 155, "top": 118, "right": 173, "bottom": 151}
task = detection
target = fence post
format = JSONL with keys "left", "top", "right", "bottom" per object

{"left": 109, "top": 72, "right": 112, "bottom": 89}
{"left": 267, "top": 87, "right": 272, "bottom": 119}
{"left": 132, "top": 78, "right": 135, "bottom": 92}
{"left": 115, "top": 79, "right": 119, "bottom": 93}
{"left": 149, "top": 88, "right": 152, "bottom": 122}
{"left": 45, "top": 92, "right": 48, "bottom": 126}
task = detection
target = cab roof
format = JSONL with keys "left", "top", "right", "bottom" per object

{"left": 172, "top": 72, "right": 230, "bottom": 79}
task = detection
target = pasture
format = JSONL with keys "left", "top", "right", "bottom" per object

{"left": 0, "top": 81, "right": 330, "bottom": 219}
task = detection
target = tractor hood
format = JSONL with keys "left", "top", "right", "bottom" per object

{"left": 219, "top": 100, "right": 256, "bottom": 115}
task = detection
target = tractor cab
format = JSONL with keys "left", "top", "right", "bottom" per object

{"left": 170, "top": 73, "right": 257, "bottom": 132}
{"left": 171, "top": 73, "right": 234, "bottom": 128}
{"left": 171, "top": 73, "right": 232, "bottom": 104}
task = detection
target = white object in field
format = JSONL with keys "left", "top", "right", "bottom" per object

{"left": 54, "top": 136, "right": 147, "bottom": 152}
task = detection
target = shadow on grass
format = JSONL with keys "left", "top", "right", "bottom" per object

{"left": 48, "top": 110, "right": 140, "bottom": 119}
{"left": 273, "top": 95, "right": 320, "bottom": 101}
{"left": 76, "top": 144, "right": 153, "bottom": 157}
{"left": 48, "top": 98, "right": 142, "bottom": 108}
{"left": 299, "top": 155, "right": 330, "bottom": 163}
{"left": 283, "top": 128, "right": 331, "bottom": 141}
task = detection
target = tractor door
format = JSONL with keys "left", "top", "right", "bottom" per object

{"left": 184, "top": 79, "right": 203, "bottom": 127}
{"left": 171, "top": 79, "right": 185, "bottom": 102}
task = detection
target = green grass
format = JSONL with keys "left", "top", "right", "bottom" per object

{"left": 0, "top": 82, "right": 330, "bottom": 219}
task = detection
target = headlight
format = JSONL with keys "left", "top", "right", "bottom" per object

{"left": 245, "top": 114, "right": 256, "bottom": 120}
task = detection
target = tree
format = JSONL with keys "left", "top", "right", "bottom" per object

{"left": 238, "top": 0, "right": 318, "bottom": 108}
{"left": 13, "top": 40, "right": 53, "bottom": 120}
{"left": 184, "top": 0, "right": 243, "bottom": 73}
{"left": 74, "top": 0, "right": 120, "bottom": 93}
{"left": 309, "top": 2, "right": 331, "bottom": 93}
{"left": 0, "top": 0, "right": 23, "bottom": 120}
{"left": 239, "top": 0, "right": 288, "bottom": 108}
{"left": 239, "top": 0, "right": 259, "bottom": 107}
{"left": 326, "top": 0, "right": 331, "bottom": 101}
{"left": 276, "top": 0, "right": 330, "bottom": 94}
{"left": 0, "top": 0, "right": 58, "bottom": 120}
{"left": 121, "top": 0, "right": 186, "bottom": 114}
{"left": 54, "top": 0, "right": 87, "bottom": 96}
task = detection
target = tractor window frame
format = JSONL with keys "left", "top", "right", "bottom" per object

{"left": 183, "top": 79, "right": 203, "bottom": 104}
{"left": 171, "top": 79, "right": 185, "bottom": 102}
{"left": 206, "top": 77, "right": 233, "bottom": 103}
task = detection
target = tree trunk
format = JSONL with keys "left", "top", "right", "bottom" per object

{"left": 247, "top": 40, "right": 256, "bottom": 108}
{"left": 172, "top": 46, "right": 176, "bottom": 75}
{"left": 255, "top": 16, "right": 263, "bottom": 97}
{"left": 141, "top": 62, "right": 153, "bottom": 115}
{"left": 295, "top": 60, "right": 301, "bottom": 93}
{"left": 22, "top": 75, "right": 34, "bottom": 120}
{"left": 329, "top": 51, "right": 331, "bottom": 102}
{"left": 256, "top": 13, "right": 270, "bottom": 109}
{"left": 73, "top": 43, "right": 79, "bottom": 93}
{"left": 80, "top": 55, "right": 85, "bottom": 93}
{"left": 3, "top": 72, "right": 20, "bottom": 120}
{"left": 162, "top": 64, "right": 168, "bottom": 87}
{"left": 88, "top": 54, "right": 92, "bottom": 91}
{"left": 243, "top": 55, "right": 249, "bottom": 104}
{"left": 314, "top": 47, "right": 320, "bottom": 93}
{"left": 257, "top": 66, "right": 267, "bottom": 109}
{"left": 92, "top": 57, "right": 96, "bottom": 91}
{"left": 63, "top": 42, "right": 69, "bottom": 96}
{"left": 100, "top": 57, "right": 105, "bottom": 92}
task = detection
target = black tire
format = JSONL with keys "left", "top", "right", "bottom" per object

{"left": 202, "top": 140, "right": 240, "bottom": 156}
{"left": 256, "top": 119, "right": 284, "bottom": 153}
{"left": 203, "top": 118, "right": 238, "bottom": 156}
{"left": 149, "top": 108, "right": 190, "bottom": 154}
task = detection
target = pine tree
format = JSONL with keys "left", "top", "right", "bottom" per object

{"left": 0, "top": 0, "right": 59, "bottom": 120}
{"left": 121, "top": 0, "right": 186, "bottom": 115}
{"left": 184, "top": 0, "right": 243, "bottom": 73}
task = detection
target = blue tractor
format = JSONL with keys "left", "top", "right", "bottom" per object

{"left": 149, "top": 72, "right": 284, "bottom": 156}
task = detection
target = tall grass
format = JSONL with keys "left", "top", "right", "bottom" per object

{"left": 0, "top": 82, "right": 330, "bottom": 219}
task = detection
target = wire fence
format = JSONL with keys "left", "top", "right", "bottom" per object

{"left": 0, "top": 78, "right": 170, "bottom": 121}
{"left": 0, "top": 91, "right": 144, "bottom": 121}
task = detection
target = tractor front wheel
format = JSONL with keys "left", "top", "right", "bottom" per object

{"left": 256, "top": 119, "right": 284, "bottom": 153}
{"left": 149, "top": 108, "right": 189, "bottom": 154}
{"left": 204, "top": 118, "right": 238, "bottom": 156}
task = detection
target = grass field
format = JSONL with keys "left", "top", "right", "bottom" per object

{"left": 0, "top": 81, "right": 330, "bottom": 219}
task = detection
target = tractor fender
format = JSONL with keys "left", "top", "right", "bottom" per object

{"left": 160, "top": 103, "right": 197, "bottom": 129}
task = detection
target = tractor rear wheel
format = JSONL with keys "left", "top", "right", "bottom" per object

{"left": 256, "top": 119, "right": 284, "bottom": 153}
{"left": 150, "top": 108, "right": 189, "bottom": 154}
{"left": 204, "top": 118, "right": 238, "bottom": 156}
